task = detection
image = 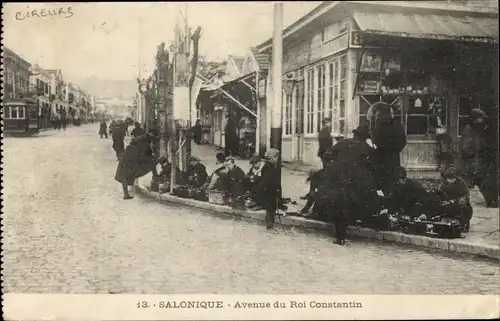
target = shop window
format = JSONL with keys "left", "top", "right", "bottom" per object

{"left": 339, "top": 100, "right": 345, "bottom": 134}
{"left": 407, "top": 96, "right": 447, "bottom": 136}
{"left": 283, "top": 90, "right": 293, "bottom": 136}
{"left": 316, "top": 64, "right": 326, "bottom": 133}
{"left": 339, "top": 55, "right": 347, "bottom": 135}
{"left": 295, "top": 82, "right": 305, "bottom": 135}
{"left": 305, "top": 69, "right": 315, "bottom": 134}
{"left": 327, "top": 61, "right": 336, "bottom": 133}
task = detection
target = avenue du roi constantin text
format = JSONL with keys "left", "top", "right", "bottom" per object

{"left": 137, "top": 300, "right": 364, "bottom": 309}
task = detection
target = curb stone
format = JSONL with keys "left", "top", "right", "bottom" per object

{"left": 134, "top": 183, "right": 500, "bottom": 260}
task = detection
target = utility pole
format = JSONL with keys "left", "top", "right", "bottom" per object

{"left": 169, "top": 23, "right": 181, "bottom": 192}
{"left": 271, "top": 2, "right": 284, "bottom": 176}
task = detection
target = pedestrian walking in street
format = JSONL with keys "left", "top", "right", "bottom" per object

{"left": 114, "top": 130, "right": 156, "bottom": 200}
{"left": 131, "top": 122, "right": 145, "bottom": 138}
{"left": 224, "top": 115, "right": 238, "bottom": 157}
{"left": 317, "top": 118, "right": 333, "bottom": 168}
{"left": 99, "top": 120, "right": 108, "bottom": 139}
{"left": 260, "top": 148, "right": 282, "bottom": 230}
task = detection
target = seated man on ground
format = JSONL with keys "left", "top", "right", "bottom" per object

{"left": 436, "top": 166, "right": 473, "bottom": 232}
{"left": 203, "top": 152, "right": 228, "bottom": 191}
{"left": 385, "top": 166, "right": 439, "bottom": 227}
{"left": 157, "top": 156, "right": 185, "bottom": 190}
{"left": 244, "top": 155, "right": 265, "bottom": 210}
{"left": 224, "top": 157, "right": 246, "bottom": 201}
{"left": 185, "top": 156, "right": 208, "bottom": 188}
{"left": 299, "top": 168, "right": 325, "bottom": 216}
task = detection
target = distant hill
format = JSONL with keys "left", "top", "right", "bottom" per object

{"left": 76, "top": 76, "right": 137, "bottom": 100}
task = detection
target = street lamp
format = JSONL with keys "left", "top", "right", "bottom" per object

{"left": 282, "top": 73, "right": 299, "bottom": 96}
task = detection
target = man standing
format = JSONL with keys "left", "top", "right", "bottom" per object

{"left": 99, "top": 120, "right": 108, "bottom": 139}
{"left": 224, "top": 115, "right": 238, "bottom": 157}
{"left": 317, "top": 118, "right": 333, "bottom": 168}
{"left": 260, "top": 148, "right": 282, "bottom": 230}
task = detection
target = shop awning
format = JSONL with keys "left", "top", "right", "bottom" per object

{"left": 352, "top": 12, "right": 499, "bottom": 44}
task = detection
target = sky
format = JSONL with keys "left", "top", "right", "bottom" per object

{"left": 3, "top": 2, "right": 322, "bottom": 83}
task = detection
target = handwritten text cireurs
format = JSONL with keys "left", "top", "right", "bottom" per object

{"left": 15, "top": 6, "right": 73, "bottom": 20}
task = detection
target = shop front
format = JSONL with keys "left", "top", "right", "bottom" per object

{"left": 255, "top": 0, "right": 497, "bottom": 170}
{"left": 199, "top": 71, "right": 262, "bottom": 158}
{"left": 350, "top": 10, "right": 498, "bottom": 170}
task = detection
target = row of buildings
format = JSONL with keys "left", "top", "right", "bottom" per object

{"left": 193, "top": 0, "right": 498, "bottom": 170}
{"left": 3, "top": 46, "right": 96, "bottom": 127}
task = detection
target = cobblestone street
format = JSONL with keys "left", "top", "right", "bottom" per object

{"left": 2, "top": 125, "right": 500, "bottom": 294}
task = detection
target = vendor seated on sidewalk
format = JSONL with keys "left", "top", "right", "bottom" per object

{"left": 224, "top": 157, "right": 246, "bottom": 200}
{"left": 244, "top": 155, "right": 265, "bottom": 209}
{"left": 436, "top": 166, "right": 473, "bottom": 232}
{"left": 157, "top": 157, "right": 185, "bottom": 187}
{"left": 299, "top": 168, "right": 325, "bottom": 216}
{"left": 185, "top": 156, "right": 208, "bottom": 188}
{"left": 203, "top": 152, "right": 228, "bottom": 191}
{"left": 387, "top": 166, "right": 438, "bottom": 221}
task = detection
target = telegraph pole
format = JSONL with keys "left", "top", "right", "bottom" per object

{"left": 271, "top": 2, "right": 283, "bottom": 174}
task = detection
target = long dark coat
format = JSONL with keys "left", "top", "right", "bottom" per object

{"left": 99, "top": 122, "right": 107, "bottom": 135}
{"left": 260, "top": 161, "right": 282, "bottom": 212}
{"left": 317, "top": 126, "right": 333, "bottom": 158}
{"left": 186, "top": 163, "right": 208, "bottom": 188}
{"left": 371, "top": 118, "right": 406, "bottom": 191}
{"left": 114, "top": 135, "right": 155, "bottom": 186}
{"left": 316, "top": 138, "right": 380, "bottom": 223}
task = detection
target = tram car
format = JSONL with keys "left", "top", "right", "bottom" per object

{"left": 3, "top": 97, "right": 40, "bottom": 136}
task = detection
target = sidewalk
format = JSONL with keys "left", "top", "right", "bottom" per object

{"left": 136, "top": 143, "right": 499, "bottom": 259}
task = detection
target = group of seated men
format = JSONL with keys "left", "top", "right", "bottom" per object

{"left": 301, "top": 163, "right": 473, "bottom": 233}
{"left": 156, "top": 152, "right": 268, "bottom": 209}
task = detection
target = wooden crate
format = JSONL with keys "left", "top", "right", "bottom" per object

{"left": 208, "top": 190, "right": 226, "bottom": 205}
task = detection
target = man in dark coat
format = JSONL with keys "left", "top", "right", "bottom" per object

{"left": 114, "top": 131, "right": 156, "bottom": 199}
{"left": 224, "top": 115, "right": 238, "bottom": 157}
{"left": 99, "top": 120, "right": 108, "bottom": 139}
{"left": 185, "top": 156, "right": 208, "bottom": 188}
{"left": 317, "top": 118, "right": 333, "bottom": 168}
{"left": 261, "top": 148, "right": 282, "bottom": 229}
{"left": 111, "top": 120, "right": 127, "bottom": 160}
{"left": 437, "top": 166, "right": 473, "bottom": 231}
{"left": 370, "top": 103, "right": 407, "bottom": 194}
{"left": 192, "top": 119, "right": 203, "bottom": 145}
{"left": 224, "top": 158, "right": 246, "bottom": 200}
{"left": 460, "top": 109, "right": 498, "bottom": 208}
{"left": 131, "top": 122, "right": 146, "bottom": 138}
{"left": 315, "top": 124, "right": 380, "bottom": 245}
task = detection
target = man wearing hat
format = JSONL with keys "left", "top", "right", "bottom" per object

{"left": 317, "top": 118, "right": 333, "bottom": 168}
{"left": 185, "top": 155, "right": 208, "bottom": 188}
{"left": 260, "top": 148, "right": 282, "bottom": 229}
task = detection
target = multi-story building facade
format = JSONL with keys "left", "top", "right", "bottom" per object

{"left": 254, "top": 0, "right": 498, "bottom": 169}
{"left": 29, "top": 65, "right": 53, "bottom": 128}
{"left": 45, "top": 69, "right": 66, "bottom": 117}
{"left": 2, "top": 47, "right": 31, "bottom": 100}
